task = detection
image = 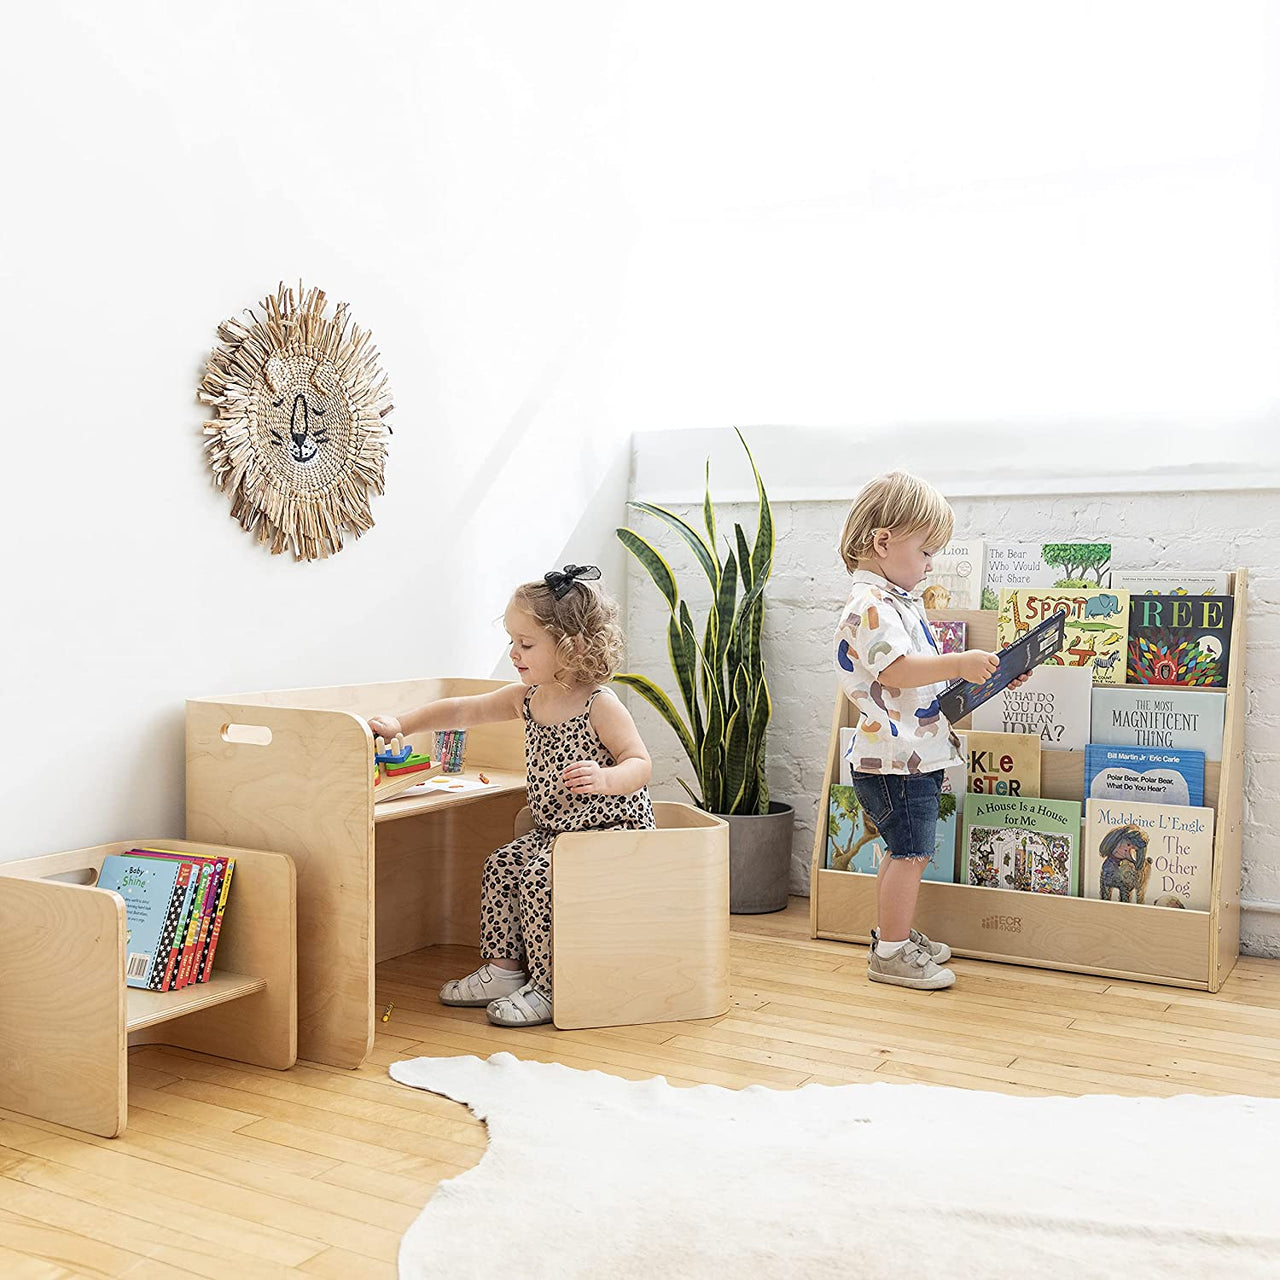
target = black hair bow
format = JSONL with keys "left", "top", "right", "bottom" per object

{"left": 544, "top": 564, "right": 601, "bottom": 600}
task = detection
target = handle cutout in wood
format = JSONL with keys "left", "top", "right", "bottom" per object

{"left": 221, "top": 723, "right": 273, "bottom": 746}
{"left": 44, "top": 867, "right": 97, "bottom": 886}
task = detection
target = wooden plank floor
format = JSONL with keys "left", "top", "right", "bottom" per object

{"left": 5, "top": 898, "right": 1280, "bottom": 1278}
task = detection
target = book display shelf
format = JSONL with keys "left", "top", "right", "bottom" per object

{"left": 810, "top": 569, "right": 1248, "bottom": 992}
{"left": 186, "top": 677, "right": 528, "bottom": 1069}
{"left": 0, "top": 839, "right": 296, "bottom": 1138}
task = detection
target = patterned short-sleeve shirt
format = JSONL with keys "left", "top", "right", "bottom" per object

{"left": 833, "top": 569, "right": 963, "bottom": 776}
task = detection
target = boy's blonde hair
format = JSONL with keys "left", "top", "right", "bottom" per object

{"left": 839, "top": 471, "right": 954, "bottom": 573}
{"left": 510, "top": 576, "right": 625, "bottom": 687}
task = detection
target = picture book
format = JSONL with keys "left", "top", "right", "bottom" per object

{"left": 1112, "top": 569, "right": 1229, "bottom": 596}
{"left": 175, "top": 862, "right": 215, "bottom": 988}
{"left": 937, "top": 611, "right": 1065, "bottom": 724}
{"left": 95, "top": 854, "right": 193, "bottom": 989}
{"left": 839, "top": 727, "right": 855, "bottom": 784}
{"left": 1090, "top": 687, "right": 1226, "bottom": 762}
{"left": 197, "top": 856, "right": 236, "bottom": 982}
{"left": 961, "top": 795, "right": 1081, "bottom": 895}
{"left": 160, "top": 866, "right": 201, "bottom": 990}
{"left": 929, "top": 619, "right": 967, "bottom": 654}
{"left": 130, "top": 849, "right": 227, "bottom": 988}
{"left": 980, "top": 543, "right": 1053, "bottom": 609}
{"left": 1084, "top": 744, "right": 1205, "bottom": 808}
{"left": 190, "top": 859, "right": 230, "bottom": 986}
{"left": 997, "top": 588, "right": 1130, "bottom": 685}
{"left": 1126, "top": 594, "right": 1233, "bottom": 688}
{"left": 921, "top": 539, "right": 985, "bottom": 611}
{"left": 1083, "top": 798, "right": 1214, "bottom": 910}
{"left": 826, "top": 783, "right": 955, "bottom": 881}
{"left": 980, "top": 542, "right": 1112, "bottom": 608}
{"left": 968, "top": 663, "right": 1091, "bottom": 751}
{"left": 963, "top": 730, "right": 1041, "bottom": 798}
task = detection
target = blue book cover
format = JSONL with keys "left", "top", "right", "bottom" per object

{"left": 96, "top": 854, "right": 190, "bottom": 989}
{"left": 1084, "top": 744, "right": 1205, "bottom": 808}
{"left": 826, "top": 783, "right": 956, "bottom": 881}
{"left": 938, "top": 610, "right": 1065, "bottom": 724}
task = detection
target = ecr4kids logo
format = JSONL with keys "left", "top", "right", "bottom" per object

{"left": 980, "top": 914, "right": 1023, "bottom": 934}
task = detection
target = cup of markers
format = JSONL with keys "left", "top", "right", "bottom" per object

{"left": 435, "top": 728, "right": 467, "bottom": 774}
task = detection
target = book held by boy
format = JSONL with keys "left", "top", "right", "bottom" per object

{"left": 937, "top": 610, "right": 1065, "bottom": 724}
{"left": 1082, "top": 798, "right": 1214, "bottom": 910}
{"left": 960, "top": 795, "right": 1081, "bottom": 895}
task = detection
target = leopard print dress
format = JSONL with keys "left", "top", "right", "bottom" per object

{"left": 478, "top": 687, "right": 656, "bottom": 998}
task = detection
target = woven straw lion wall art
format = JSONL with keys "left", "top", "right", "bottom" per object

{"left": 199, "top": 282, "right": 394, "bottom": 560}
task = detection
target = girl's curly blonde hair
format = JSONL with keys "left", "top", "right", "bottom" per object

{"left": 510, "top": 576, "right": 625, "bottom": 687}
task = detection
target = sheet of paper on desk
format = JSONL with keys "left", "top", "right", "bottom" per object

{"left": 389, "top": 775, "right": 497, "bottom": 799}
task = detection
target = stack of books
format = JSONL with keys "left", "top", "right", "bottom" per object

{"left": 95, "top": 848, "right": 236, "bottom": 991}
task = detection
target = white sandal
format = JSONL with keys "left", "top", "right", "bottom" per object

{"left": 486, "top": 982, "right": 554, "bottom": 1027}
{"left": 439, "top": 963, "right": 527, "bottom": 1007}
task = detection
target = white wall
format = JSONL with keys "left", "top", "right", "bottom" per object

{"left": 3, "top": 2, "right": 1275, "bottom": 864}
{"left": 0, "top": 2, "right": 635, "bottom": 860}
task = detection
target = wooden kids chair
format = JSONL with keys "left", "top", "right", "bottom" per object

{"left": 513, "top": 801, "right": 730, "bottom": 1030}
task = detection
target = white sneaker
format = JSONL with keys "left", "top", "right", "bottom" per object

{"left": 868, "top": 930, "right": 955, "bottom": 990}
{"left": 439, "top": 963, "right": 528, "bottom": 1007}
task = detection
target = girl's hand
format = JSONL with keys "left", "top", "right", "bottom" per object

{"left": 563, "top": 760, "right": 607, "bottom": 795}
{"left": 369, "top": 714, "right": 403, "bottom": 740}
{"left": 1006, "top": 672, "right": 1034, "bottom": 690}
{"left": 956, "top": 649, "right": 1000, "bottom": 683}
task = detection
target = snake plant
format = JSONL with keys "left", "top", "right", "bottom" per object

{"left": 614, "top": 428, "right": 773, "bottom": 815}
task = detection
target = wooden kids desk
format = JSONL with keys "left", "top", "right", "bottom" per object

{"left": 187, "top": 678, "right": 527, "bottom": 1069}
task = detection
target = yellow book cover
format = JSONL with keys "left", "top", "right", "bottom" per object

{"left": 997, "top": 588, "right": 1130, "bottom": 685}
{"left": 961, "top": 730, "right": 1041, "bottom": 798}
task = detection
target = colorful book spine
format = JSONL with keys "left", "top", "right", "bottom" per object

{"left": 174, "top": 862, "right": 214, "bottom": 988}
{"left": 158, "top": 864, "right": 200, "bottom": 991}
{"left": 197, "top": 857, "right": 236, "bottom": 982}
{"left": 130, "top": 849, "right": 218, "bottom": 990}
{"left": 189, "top": 858, "right": 227, "bottom": 984}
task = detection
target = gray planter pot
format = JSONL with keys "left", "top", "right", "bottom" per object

{"left": 718, "top": 802, "right": 795, "bottom": 914}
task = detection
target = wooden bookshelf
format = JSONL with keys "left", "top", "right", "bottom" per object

{"left": 0, "top": 839, "right": 296, "bottom": 1137}
{"left": 809, "top": 568, "right": 1247, "bottom": 991}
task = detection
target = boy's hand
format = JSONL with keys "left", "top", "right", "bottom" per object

{"left": 369, "top": 714, "right": 403, "bottom": 740}
{"left": 563, "top": 760, "right": 607, "bottom": 795}
{"left": 956, "top": 649, "right": 1000, "bottom": 684}
{"left": 1006, "top": 672, "right": 1034, "bottom": 690}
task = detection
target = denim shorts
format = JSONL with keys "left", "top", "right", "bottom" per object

{"left": 850, "top": 770, "right": 943, "bottom": 860}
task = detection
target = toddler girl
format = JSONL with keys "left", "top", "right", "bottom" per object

{"left": 370, "top": 564, "right": 655, "bottom": 1027}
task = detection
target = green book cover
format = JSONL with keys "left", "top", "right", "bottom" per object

{"left": 961, "top": 794, "right": 1082, "bottom": 896}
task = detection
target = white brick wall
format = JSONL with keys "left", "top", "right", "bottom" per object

{"left": 621, "top": 491, "right": 1280, "bottom": 956}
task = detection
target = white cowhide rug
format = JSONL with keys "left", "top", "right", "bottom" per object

{"left": 390, "top": 1051, "right": 1280, "bottom": 1279}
